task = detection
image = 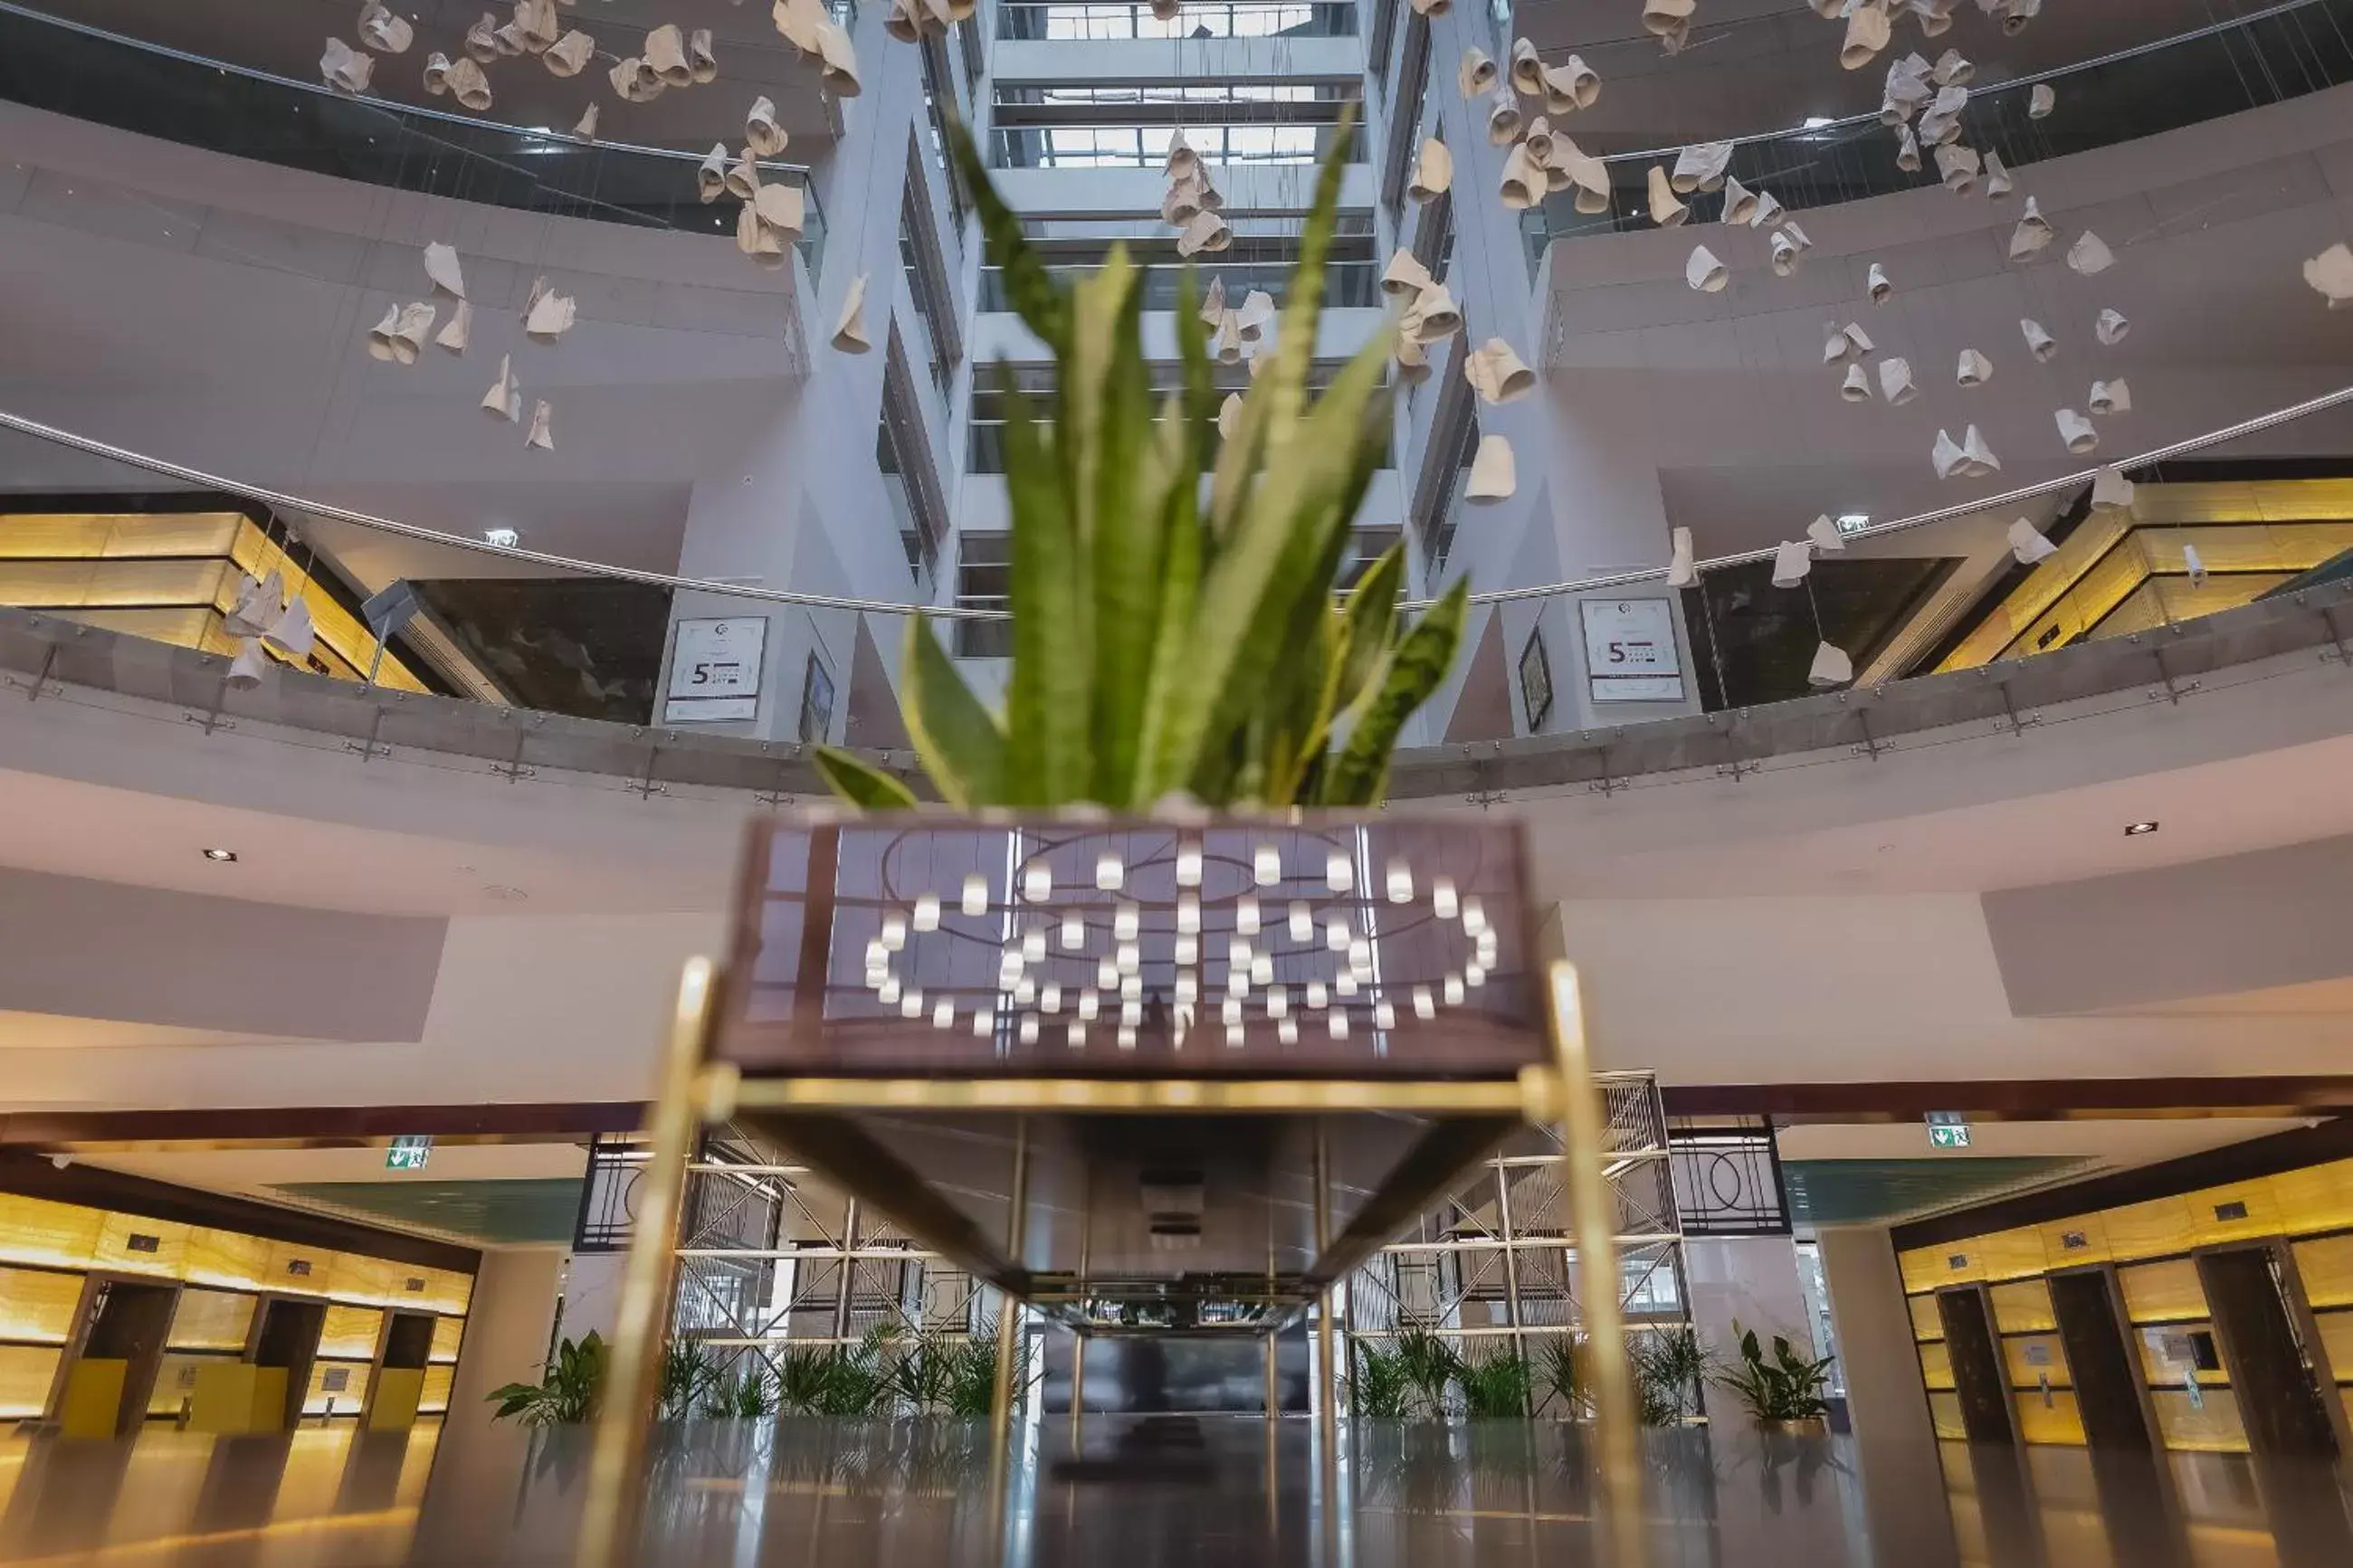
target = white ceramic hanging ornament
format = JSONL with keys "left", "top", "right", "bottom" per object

{"left": 2090, "top": 378, "right": 2132, "bottom": 416}
{"left": 481, "top": 355, "right": 522, "bottom": 423}
{"left": 526, "top": 400, "right": 555, "bottom": 451}
{"left": 2095, "top": 308, "right": 2130, "bottom": 347}
{"left": 2008, "top": 517, "right": 2058, "bottom": 563}
{"left": 1685, "top": 244, "right": 1728, "bottom": 293}
{"left": 2068, "top": 231, "right": 2117, "bottom": 276}
{"left": 834, "top": 274, "right": 872, "bottom": 353}
{"left": 1408, "top": 138, "right": 1452, "bottom": 203}
{"left": 2054, "top": 408, "right": 2098, "bottom": 455}
{"left": 1466, "top": 434, "right": 1516, "bottom": 502}
{"left": 1808, "top": 641, "right": 1853, "bottom": 689}
{"left": 2021, "top": 318, "right": 2058, "bottom": 362}
{"left": 1956, "top": 347, "right": 1992, "bottom": 386}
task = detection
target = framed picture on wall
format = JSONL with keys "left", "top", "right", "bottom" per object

{"left": 1519, "top": 624, "right": 1554, "bottom": 730}
{"left": 798, "top": 652, "right": 836, "bottom": 746}
{"left": 1578, "top": 597, "right": 1685, "bottom": 704}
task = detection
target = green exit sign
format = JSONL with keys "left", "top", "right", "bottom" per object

{"left": 1926, "top": 1112, "right": 1972, "bottom": 1150}
{"left": 386, "top": 1136, "right": 433, "bottom": 1171}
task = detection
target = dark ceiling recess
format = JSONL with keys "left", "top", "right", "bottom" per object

{"left": 273, "top": 1179, "right": 586, "bottom": 1248}
{"left": 1781, "top": 1157, "right": 2087, "bottom": 1228}
{"left": 1681, "top": 556, "right": 1958, "bottom": 711}
{"left": 413, "top": 578, "right": 673, "bottom": 726}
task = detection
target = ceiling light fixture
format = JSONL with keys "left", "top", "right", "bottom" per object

{"left": 1836, "top": 513, "right": 1870, "bottom": 536}
{"left": 201, "top": 847, "right": 238, "bottom": 862}
{"left": 2124, "top": 821, "right": 2159, "bottom": 837}
{"left": 482, "top": 527, "right": 521, "bottom": 547}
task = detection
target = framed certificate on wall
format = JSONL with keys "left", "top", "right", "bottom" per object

{"left": 1579, "top": 598, "right": 1684, "bottom": 704}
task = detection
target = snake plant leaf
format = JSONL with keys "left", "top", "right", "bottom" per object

{"left": 1135, "top": 429, "right": 1203, "bottom": 803}
{"left": 948, "top": 121, "right": 1067, "bottom": 355}
{"left": 1321, "top": 579, "right": 1469, "bottom": 806}
{"left": 1150, "top": 328, "right": 1392, "bottom": 802}
{"left": 999, "top": 374, "right": 1091, "bottom": 804}
{"left": 1335, "top": 542, "right": 1406, "bottom": 712}
{"left": 1081, "top": 254, "right": 1168, "bottom": 803}
{"left": 901, "top": 613, "right": 1006, "bottom": 808}
{"left": 1173, "top": 270, "right": 1218, "bottom": 477}
{"left": 814, "top": 746, "right": 921, "bottom": 810}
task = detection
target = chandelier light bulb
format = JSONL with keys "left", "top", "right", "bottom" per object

{"left": 1386, "top": 862, "right": 1414, "bottom": 904}
{"left": 1227, "top": 968, "right": 1248, "bottom": 997}
{"left": 1329, "top": 1012, "right": 1349, "bottom": 1040}
{"left": 879, "top": 977, "right": 901, "bottom": 1005}
{"left": 932, "top": 1000, "right": 953, "bottom": 1030}
{"left": 1326, "top": 918, "right": 1350, "bottom": 952}
{"left": 1175, "top": 936, "right": 1198, "bottom": 966}
{"left": 1414, "top": 985, "right": 1435, "bottom": 1020}
{"left": 1015, "top": 976, "right": 1036, "bottom": 1005}
{"left": 1062, "top": 912, "right": 1084, "bottom": 950}
{"left": 1115, "top": 903, "right": 1140, "bottom": 941}
{"left": 1226, "top": 1022, "right": 1245, "bottom": 1049}
{"left": 1236, "top": 897, "right": 1261, "bottom": 935}
{"left": 1290, "top": 903, "right": 1314, "bottom": 942}
{"left": 1280, "top": 1018, "right": 1300, "bottom": 1045}
{"left": 1268, "top": 985, "right": 1288, "bottom": 1019}
{"left": 865, "top": 939, "right": 888, "bottom": 969}
{"left": 1377, "top": 1002, "right": 1396, "bottom": 1030}
{"left": 1095, "top": 852, "right": 1124, "bottom": 891}
{"left": 1251, "top": 953, "right": 1273, "bottom": 985}
{"left": 1176, "top": 973, "right": 1198, "bottom": 1005}
{"left": 1117, "top": 942, "right": 1140, "bottom": 975}
{"left": 1254, "top": 843, "right": 1281, "bottom": 884}
{"left": 1118, "top": 1025, "right": 1138, "bottom": 1050}
{"left": 1079, "top": 991, "right": 1100, "bottom": 1022}
{"left": 1177, "top": 894, "right": 1201, "bottom": 935}
{"left": 1229, "top": 936, "right": 1253, "bottom": 971}
{"left": 1024, "top": 861, "right": 1052, "bottom": 901}
{"left": 973, "top": 1010, "right": 994, "bottom": 1038}
{"left": 1023, "top": 929, "right": 1047, "bottom": 964}
{"left": 913, "top": 894, "right": 940, "bottom": 932}
{"left": 1176, "top": 841, "right": 1204, "bottom": 887}
{"left": 1097, "top": 956, "right": 1118, "bottom": 989}
{"left": 1121, "top": 1000, "right": 1142, "bottom": 1028}
{"left": 1335, "top": 973, "right": 1359, "bottom": 998}
{"left": 1067, "top": 1022, "right": 1085, "bottom": 1049}
{"left": 900, "top": 990, "right": 924, "bottom": 1019}
{"left": 1444, "top": 975, "right": 1466, "bottom": 1006}
{"left": 961, "top": 875, "right": 988, "bottom": 917}
{"left": 881, "top": 915, "right": 908, "bottom": 951}
{"left": 1326, "top": 851, "right": 1354, "bottom": 892}
{"left": 1020, "top": 1014, "right": 1040, "bottom": 1045}
{"left": 1223, "top": 996, "right": 1243, "bottom": 1026}
{"left": 1461, "top": 898, "right": 1488, "bottom": 936}
{"left": 1121, "top": 974, "right": 1142, "bottom": 1001}
{"left": 1465, "top": 963, "right": 1488, "bottom": 988}
{"left": 1308, "top": 982, "right": 1329, "bottom": 1010}
{"left": 1432, "top": 879, "right": 1459, "bottom": 920}
{"left": 1042, "top": 984, "right": 1062, "bottom": 1013}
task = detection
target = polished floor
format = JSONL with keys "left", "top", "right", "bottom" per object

{"left": 2, "top": 1415, "right": 2350, "bottom": 1565}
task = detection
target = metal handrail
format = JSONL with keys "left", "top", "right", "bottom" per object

{"left": 7, "top": 381, "right": 2352, "bottom": 621}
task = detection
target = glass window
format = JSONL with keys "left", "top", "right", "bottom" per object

{"left": 954, "top": 534, "right": 1015, "bottom": 658}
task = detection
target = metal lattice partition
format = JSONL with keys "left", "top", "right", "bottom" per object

{"left": 1339, "top": 1071, "right": 1689, "bottom": 1413}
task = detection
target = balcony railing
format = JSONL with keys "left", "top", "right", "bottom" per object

{"left": 1521, "top": 0, "right": 2353, "bottom": 269}
{"left": 992, "top": 120, "right": 1365, "bottom": 168}
{"left": 0, "top": 2, "right": 825, "bottom": 270}
{"left": 996, "top": 2, "right": 1358, "bottom": 41}
{"left": 978, "top": 257, "right": 1380, "bottom": 311}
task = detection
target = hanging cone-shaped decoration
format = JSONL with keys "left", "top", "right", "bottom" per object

{"left": 526, "top": 400, "right": 555, "bottom": 451}
{"left": 727, "top": 148, "right": 765, "bottom": 200}
{"left": 1956, "top": 347, "right": 1993, "bottom": 386}
{"left": 264, "top": 594, "right": 316, "bottom": 660}
{"left": 1165, "top": 130, "right": 1200, "bottom": 183}
{"left": 2029, "top": 81, "right": 2056, "bottom": 119}
{"left": 2068, "top": 231, "right": 2116, "bottom": 276}
{"left": 2054, "top": 407, "right": 2099, "bottom": 455}
{"left": 1160, "top": 178, "right": 1205, "bottom": 228}
{"left": 1555, "top": 138, "right": 1613, "bottom": 214}
{"left": 225, "top": 570, "right": 283, "bottom": 637}
{"left": 512, "top": 0, "right": 559, "bottom": 52}
{"left": 1464, "top": 338, "right": 1534, "bottom": 404}
{"left": 1918, "top": 84, "right": 1967, "bottom": 145}
{"left": 2095, "top": 308, "right": 2130, "bottom": 347}
{"left": 2008, "top": 517, "right": 2059, "bottom": 564}
{"left": 1866, "top": 261, "right": 1893, "bottom": 302}
{"left": 1841, "top": 364, "right": 1872, "bottom": 403}
{"left": 1771, "top": 539, "right": 1813, "bottom": 588}
{"left": 1541, "top": 57, "right": 1600, "bottom": 116}
{"left": 1841, "top": 0, "right": 1892, "bottom": 70}
{"left": 367, "top": 302, "right": 434, "bottom": 365}
{"left": 573, "top": 101, "right": 598, "bottom": 140}
{"left": 736, "top": 201, "right": 778, "bottom": 261}
{"left": 2005, "top": 0, "right": 2043, "bottom": 37}
{"left": 814, "top": 20, "right": 862, "bottom": 96}
{"left": 1382, "top": 249, "right": 1433, "bottom": 299}
{"left": 1176, "top": 210, "right": 1232, "bottom": 257}
{"left": 1894, "top": 125, "right": 1921, "bottom": 175}
{"left": 1411, "top": 284, "right": 1462, "bottom": 344}
{"left": 1216, "top": 392, "right": 1243, "bottom": 442}
{"left": 1932, "top": 48, "right": 1973, "bottom": 85}
{"left": 423, "top": 242, "right": 466, "bottom": 299}
{"left": 1408, "top": 138, "right": 1453, "bottom": 203}
{"left": 1458, "top": 47, "right": 1498, "bottom": 98}
{"left": 1931, "top": 428, "right": 1969, "bottom": 480}
{"left": 2021, "top": 317, "right": 2058, "bottom": 362}
{"left": 698, "top": 144, "right": 729, "bottom": 203}
{"left": 1960, "top": 424, "right": 2001, "bottom": 476}
{"left": 1808, "top": 641, "right": 1853, "bottom": 688}
{"left": 1666, "top": 526, "right": 1697, "bottom": 588}
{"left": 226, "top": 638, "right": 272, "bottom": 689}
{"left": 1935, "top": 142, "right": 1980, "bottom": 194}
{"left": 482, "top": 355, "right": 522, "bottom": 423}
{"left": 1750, "top": 190, "right": 1785, "bottom": 229}
{"left": 755, "top": 183, "right": 807, "bottom": 242}
{"left": 446, "top": 56, "right": 491, "bottom": 110}
{"left": 644, "top": 24, "right": 692, "bottom": 87}
{"left": 545, "top": 29, "right": 595, "bottom": 76}
{"left": 423, "top": 51, "right": 452, "bottom": 92}
{"left": 833, "top": 274, "right": 872, "bottom": 353}
{"left": 747, "top": 97, "right": 787, "bottom": 157}
{"left": 1686, "top": 244, "right": 1728, "bottom": 293}
{"left": 524, "top": 282, "right": 576, "bottom": 342}
{"left": 1770, "top": 230, "right": 1805, "bottom": 277}
{"left": 1883, "top": 53, "right": 1932, "bottom": 121}
{"left": 1646, "top": 166, "right": 1688, "bottom": 227}
{"left": 1234, "top": 290, "right": 1277, "bottom": 344}
{"left": 1486, "top": 91, "right": 1523, "bottom": 147}
{"left": 2183, "top": 542, "right": 2209, "bottom": 587}
{"left": 1641, "top": 0, "right": 1695, "bottom": 36}
{"left": 2091, "top": 466, "right": 2136, "bottom": 509}
{"left": 2305, "top": 242, "right": 2353, "bottom": 306}
{"left": 775, "top": 0, "right": 828, "bottom": 53}
{"left": 1878, "top": 356, "right": 1919, "bottom": 404}
{"left": 490, "top": 22, "right": 527, "bottom": 57}
{"left": 2090, "top": 378, "right": 2131, "bottom": 416}
{"left": 689, "top": 27, "right": 719, "bottom": 83}
{"left": 1212, "top": 311, "right": 1243, "bottom": 365}
{"left": 1824, "top": 322, "right": 1872, "bottom": 364}
{"left": 1671, "top": 140, "right": 1732, "bottom": 195}
{"left": 1523, "top": 117, "right": 1558, "bottom": 169}
{"left": 358, "top": 3, "right": 414, "bottom": 55}
{"left": 1509, "top": 37, "right": 1544, "bottom": 97}
{"left": 1983, "top": 147, "right": 2013, "bottom": 197}
{"left": 1807, "top": 514, "right": 1847, "bottom": 552}
{"left": 1409, "top": 0, "right": 1451, "bottom": 14}
{"left": 1199, "top": 276, "right": 1228, "bottom": 326}
{"left": 463, "top": 11, "right": 499, "bottom": 61}
{"left": 320, "top": 38, "right": 374, "bottom": 93}
{"left": 1720, "top": 175, "right": 1758, "bottom": 226}
{"left": 1394, "top": 329, "right": 1432, "bottom": 386}
{"left": 435, "top": 299, "right": 472, "bottom": 353}
{"left": 1499, "top": 143, "right": 1544, "bottom": 211}
{"left": 1466, "top": 434, "right": 1516, "bottom": 502}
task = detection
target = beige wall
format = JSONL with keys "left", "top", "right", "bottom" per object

{"left": 446, "top": 1247, "right": 564, "bottom": 1433}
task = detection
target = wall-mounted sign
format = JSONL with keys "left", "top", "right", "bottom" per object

{"left": 321, "top": 1367, "right": 350, "bottom": 1393}
{"left": 386, "top": 1135, "right": 433, "bottom": 1171}
{"left": 1926, "top": 1111, "right": 1972, "bottom": 1150}
{"left": 1578, "top": 598, "right": 1684, "bottom": 704}
{"left": 664, "top": 617, "right": 767, "bottom": 724}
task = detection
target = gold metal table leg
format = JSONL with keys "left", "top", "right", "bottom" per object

{"left": 578, "top": 957, "right": 717, "bottom": 1568}
{"left": 986, "top": 1117, "right": 1031, "bottom": 1568}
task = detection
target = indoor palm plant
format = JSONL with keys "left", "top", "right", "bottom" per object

{"left": 814, "top": 109, "right": 1467, "bottom": 812}
{"left": 1713, "top": 1322, "right": 1836, "bottom": 1431}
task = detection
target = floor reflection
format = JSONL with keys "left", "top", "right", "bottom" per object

{"left": 2, "top": 1417, "right": 2351, "bottom": 1565}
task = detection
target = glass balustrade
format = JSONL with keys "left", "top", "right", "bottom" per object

{"left": 997, "top": 2, "right": 1358, "bottom": 42}
{"left": 0, "top": 3, "right": 825, "bottom": 271}
{"left": 978, "top": 257, "right": 1380, "bottom": 311}
{"left": 1520, "top": 0, "right": 2353, "bottom": 268}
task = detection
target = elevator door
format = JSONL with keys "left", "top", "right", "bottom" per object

{"left": 2197, "top": 1246, "right": 2339, "bottom": 1459}
{"left": 2049, "top": 1269, "right": 2154, "bottom": 1449}
{"left": 1937, "top": 1287, "right": 2016, "bottom": 1444}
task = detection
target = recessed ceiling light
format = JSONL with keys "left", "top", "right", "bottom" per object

{"left": 1802, "top": 116, "right": 1835, "bottom": 129}
{"left": 1836, "top": 512, "right": 1871, "bottom": 536}
{"left": 2124, "top": 821, "right": 2159, "bottom": 837}
{"left": 202, "top": 847, "right": 238, "bottom": 862}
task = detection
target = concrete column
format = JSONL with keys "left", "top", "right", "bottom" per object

{"left": 447, "top": 1247, "right": 566, "bottom": 1429}
{"left": 1683, "top": 1234, "right": 1815, "bottom": 1367}
{"left": 550, "top": 1250, "right": 627, "bottom": 1350}
{"left": 1817, "top": 1225, "right": 1961, "bottom": 1568}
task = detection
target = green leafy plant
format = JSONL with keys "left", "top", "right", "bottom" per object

{"left": 1348, "top": 1339, "right": 1414, "bottom": 1419}
{"left": 1457, "top": 1350, "right": 1532, "bottom": 1419}
{"left": 1535, "top": 1335, "right": 1586, "bottom": 1420}
{"left": 1391, "top": 1325, "right": 1461, "bottom": 1419}
{"left": 772, "top": 1344, "right": 843, "bottom": 1416}
{"left": 659, "top": 1338, "right": 719, "bottom": 1421}
{"left": 814, "top": 109, "right": 1468, "bottom": 813}
{"left": 1631, "top": 1326, "right": 1714, "bottom": 1426}
{"left": 886, "top": 1328, "right": 964, "bottom": 1413}
{"left": 944, "top": 1323, "right": 1033, "bottom": 1418}
{"left": 702, "top": 1359, "right": 779, "bottom": 1420}
{"left": 1713, "top": 1322, "right": 1836, "bottom": 1425}
{"left": 487, "top": 1331, "right": 605, "bottom": 1426}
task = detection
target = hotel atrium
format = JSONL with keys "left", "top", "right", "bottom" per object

{"left": 5, "top": 0, "right": 2353, "bottom": 1563}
